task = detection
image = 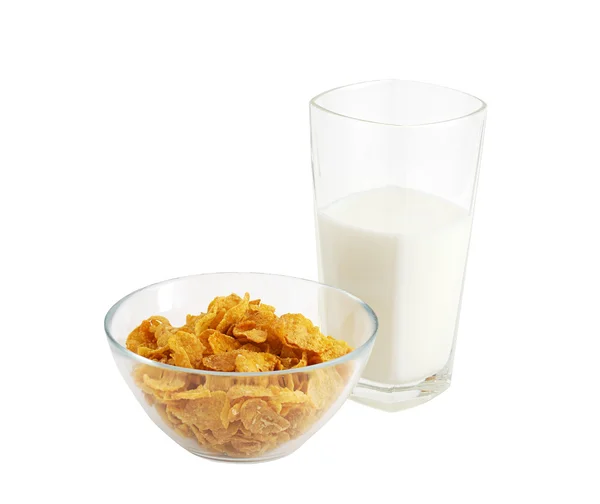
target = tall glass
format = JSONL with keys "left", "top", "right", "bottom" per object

{"left": 310, "top": 80, "right": 486, "bottom": 411}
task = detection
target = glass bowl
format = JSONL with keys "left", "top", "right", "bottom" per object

{"left": 104, "top": 273, "right": 377, "bottom": 462}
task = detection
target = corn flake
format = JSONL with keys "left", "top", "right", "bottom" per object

{"left": 208, "top": 331, "right": 241, "bottom": 354}
{"left": 240, "top": 399, "right": 290, "bottom": 435}
{"left": 168, "top": 331, "right": 205, "bottom": 369}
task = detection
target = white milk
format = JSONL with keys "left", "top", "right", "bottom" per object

{"left": 317, "top": 186, "right": 472, "bottom": 385}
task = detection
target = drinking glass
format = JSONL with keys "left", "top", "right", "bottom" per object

{"left": 310, "top": 80, "right": 486, "bottom": 411}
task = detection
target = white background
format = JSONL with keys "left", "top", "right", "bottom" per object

{"left": 1, "top": 1, "right": 599, "bottom": 503}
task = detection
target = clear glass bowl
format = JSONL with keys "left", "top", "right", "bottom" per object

{"left": 104, "top": 273, "right": 378, "bottom": 462}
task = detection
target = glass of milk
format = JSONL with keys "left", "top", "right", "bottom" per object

{"left": 310, "top": 80, "right": 486, "bottom": 411}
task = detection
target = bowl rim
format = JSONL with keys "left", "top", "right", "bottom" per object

{"left": 104, "top": 272, "right": 378, "bottom": 377}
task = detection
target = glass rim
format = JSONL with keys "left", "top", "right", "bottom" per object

{"left": 309, "top": 79, "right": 487, "bottom": 128}
{"left": 104, "top": 271, "right": 379, "bottom": 377}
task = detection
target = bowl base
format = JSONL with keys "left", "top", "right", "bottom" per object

{"left": 351, "top": 375, "right": 450, "bottom": 412}
{"left": 186, "top": 448, "right": 293, "bottom": 463}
